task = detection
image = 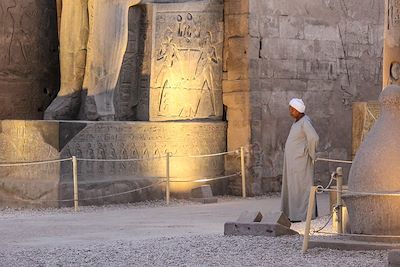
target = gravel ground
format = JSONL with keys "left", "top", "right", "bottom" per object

{"left": 0, "top": 195, "right": 387, "bottom": 266}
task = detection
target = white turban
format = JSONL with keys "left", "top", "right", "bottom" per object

{"left": 289, "top": 98, "right": 306, "bottom": 113}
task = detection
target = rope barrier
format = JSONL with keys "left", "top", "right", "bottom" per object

{"left": 171, "top": 149, "right": 240, "bottom": 159}
{"left": 169, "top": 172, "right": 240, "bottom": 183}
{"left": 7, "top": 180, "right": 166, "bottom": 203}
{"left": 367, "top": 108, "right": 377, "bottom": 121}
{"left": 76, "top": 155, "right": 167, "bottom": 162}
{"left": 312, "top": 214, "right": 333, "bottom": 234}
{"left": 0, "top": 158, "right": 72, "bottom": 167}
{"left": 75, "top": 180, "right": 165, "bottom": 201}
{"left": 75, "top": 176, "right": 164, "bottom": 185}
{"left": 315, "top": 158, "right": 353, "bottom": 164}
{"left": 314, "top": 230, "right": 400, "bottom": 239}
{"left": 317, "top": 187, "right": 400, "bottom": 197}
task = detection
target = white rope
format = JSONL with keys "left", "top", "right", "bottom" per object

{"left": 169, "top": 172, "right": 240, "bottom": 183}
{"left": 317, "top": 187, "right": 400, "bottom": 197}
{"left": 171, "top": 149, "right": 240, "bottom": 159}
{"left": 0, "top": 158, "right": 72, "bottom": 167}
{"left": 316, "top": 158, "right": 352, "bottom": 164}
{"left": 367, "top": 108, "right": 377, "bottom": 121}
{"left": 0, "top": 180, "right": 164, "bottom": 203}
{"left": 76, "top": 155, "right": 167, "bottom": 162}
{"left": 314, "top": 230, "right": 400, "bottom": 239}
{"left": 74, "top": 176, "right": 163, "bottom": 185}
{"left": 76, "top": 180, "right": 165, "bottom": 201}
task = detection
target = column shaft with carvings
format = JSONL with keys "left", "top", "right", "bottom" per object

{"left": 384, "top": 0, "right": 400, "bottom": 87}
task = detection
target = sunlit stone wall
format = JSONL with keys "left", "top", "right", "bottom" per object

{"left": 149, "top": 1, "right": 224, "bottom": 121}
{"left": 0, "top": 120, "right": 226, "bottom": 207}
{"left": 0, "top": 1, "right": 59, "bottom": 119}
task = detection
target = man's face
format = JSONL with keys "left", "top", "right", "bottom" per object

{"left": 289, "top": 106, "right": 300, "bottom": 119}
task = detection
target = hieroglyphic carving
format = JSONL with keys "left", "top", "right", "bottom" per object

{"left": 149, "top": 2, "right": 223, "bottom": 121}
{"left": 0, "top": 121, "right": 60, "bottom": 207}
{"left": 352, "top": 102, "right": 381, "bottom": 158}
{"left": 59, "top": 121, "right": 226, "bottom": 193}
{"left": 0, "top": 0, "right": 59, "bottom": 119}
{"left": 389, "top": 0, "right": 400, "bottom": 29}
{"left": 114, "top": 6, "right": 143, "bottom": 120}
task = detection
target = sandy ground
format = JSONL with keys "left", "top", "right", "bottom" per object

{"left": 0, "top": 194, "right": 387, "bottom": 266}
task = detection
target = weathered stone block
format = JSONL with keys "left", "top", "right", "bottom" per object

{"left": 224, "top": 0, "right": 249, "bottom": 15}
{"left": 269, "top": 59, "right": 298, "bottom": 79}
{"left": 191, "top": 185, "right": 214, "bottom": 198}
{"left": 261, "top": 212, "right": 291, "bottom": 228}
{"left": 258, "top": 15, "right": 279, "bottom": 38}
{"left": 226, "top": 37, "right": 249, "bottom": 80}
{"left": 304, "top": 23, "right": 339, "bottom": 41}
{"left": 222, "top": 80, "right": 250, "bottom": 93}
{"left": 344, "top": 21, "right": 369, "bottom": 45}
{"left": 0, "top": 120, "right": 227, "bottom": 207}
{"left": 225, "top": 14, "right": 249, "bottom": 38}
{"left": 279, "top": 16, "right": 304, "bottom": 39}
{"left": 224, "top": 222, "right": 298, "bottom": 236}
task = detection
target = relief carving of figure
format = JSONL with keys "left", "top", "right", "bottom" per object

{"left": 195, "top": 32, "right": 218, "bottom": 116}
{"left": 154, "top": 13, "right": 220, "bottom": 120}
{"left": 2, "top": 0, "right": 35, "bottom": 66}
{"left": 44, "top": 0, "right": 141, "bottom": 121}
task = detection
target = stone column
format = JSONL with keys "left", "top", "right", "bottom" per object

{"left": 383, "top": 0, "right": 400, "bottom": 87}
{"left": 147, "top": 1, "right": 226, "bottom": 194}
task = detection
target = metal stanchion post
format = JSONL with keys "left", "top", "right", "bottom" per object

{"left": 72, "top": 156, "right": 79, "bottom": 212}
{"left": 302, "top": 186, "right": 317, "bottom": 253}
{"left": 166, "top": 153, "right": 170, "bottom": 205}
{"left": 240, "top": 147, "right": 246, "bottom": 198}
{"left": 336, "top": 167, "right": 343, "bottom": 234}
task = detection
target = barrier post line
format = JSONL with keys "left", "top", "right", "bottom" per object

{"left": 302, "top": 186, "right": 317, "bottom": 253}
{"left": 336, "top": 167, "right": 343, "bottom": 234}
{"left": 72, "top": 156, "right": 79, "bottom": 212}
{"left": 240, "top": 146, "right": 246, "bottom": 198}
{"left": 166, "top": 152, "right": 170, "bottom": 205}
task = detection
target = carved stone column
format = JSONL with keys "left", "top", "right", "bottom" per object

{"left": 383, "top": 0, "right": 400, "bottom": 87}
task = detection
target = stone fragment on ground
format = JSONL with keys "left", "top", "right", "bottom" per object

{"left": 224, "top": 211, "right": 298, "bottom": 236}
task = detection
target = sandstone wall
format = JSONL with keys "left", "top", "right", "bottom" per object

{"left": 0, "top": 1, "right": 60, "bottom": 119}
{"left": 222, "top": 0, "right": 384, "bottom": 194}
{"left": 248, "top": 0, "right": 383, "bottom": 192}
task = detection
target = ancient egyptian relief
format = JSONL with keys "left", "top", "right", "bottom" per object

{"left": 389, "top": 0, "right": 400, "bottom": 29}
{"left": 150, "top": 3, "right": 223, "bottom": 121}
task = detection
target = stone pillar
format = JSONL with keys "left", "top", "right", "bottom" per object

{"left": 147, "top": 1, "right": 226, "bottom": 194}
{"left": 384, "top": 0, "right": 400, "bottom": 87}
{"left": 223, "top": 0, "right": 252, "bottom": 195}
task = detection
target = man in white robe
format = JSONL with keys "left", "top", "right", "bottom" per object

{"left": 281, "top": 98, "right": 319, "bottom": 222}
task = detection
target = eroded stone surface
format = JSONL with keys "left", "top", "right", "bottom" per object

{"left": 149, "top": 1, "right": 224, "bottom": 121}
{"left": 0, "top": 120, "right": 226, "bottom": 207}
{"left": 0, "top": 1, "right": 59, "bottom": 120}
{"left": 45, "top": 0, "right": 141, "bottom": 121}
{"left": 224, "top": 222, "right": 298, "bottom": 236}
{"left": 344, "top": 85, "right": 400, "bottom": 235}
